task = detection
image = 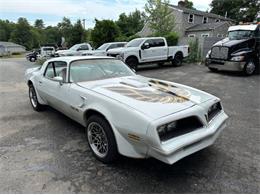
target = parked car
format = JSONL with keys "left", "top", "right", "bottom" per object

{"left": 55, "top": 43, "right": 92, "bottom": 57}
{"left": 39, "top": 46, "right": 56, "bottom": 58}
{"left": 107, "top": 37, "right": 189, "bottom": 70}
{"left": 82, "top": 42, "right": 126, "bottom": 56}
{"left": 26, "top": 49, "right": 40, "bottom": 62}
{"left": 25, "top": 56, "right": 228, "bottom": 165}
{"left": 205, "top": 24, "right": 260, "bottom": 76}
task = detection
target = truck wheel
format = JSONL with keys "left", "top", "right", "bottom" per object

{"left": 30, "top": 57, "right": 36, "bottom": 62}
{"left": 243, "top": 60, "right": 256, "bottom": 76}
{"left": 86, "top": 115, "right": 119, "bottom": 163}
{"left": 126, "top": 57, "right": 138, "bottom": 70}
{"left": 172, "top": 53, "right": 183, "bottom": 67}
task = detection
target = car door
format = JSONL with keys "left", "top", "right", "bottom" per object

{"left": 38, "top": 61, "right": 71, "bottom": 114}
{"left": 140, "top": 39, "right": 156, "bottom": 62}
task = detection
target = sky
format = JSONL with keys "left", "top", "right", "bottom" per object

{"left": 0, "top": 0, "right": 212, "bottom": 28}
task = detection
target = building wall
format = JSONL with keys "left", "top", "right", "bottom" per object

{"left": 211, "top": 22, "right": 230, "bottom": 38}
{"left": 185, "top": 30, "right": 213, "bottom": 38}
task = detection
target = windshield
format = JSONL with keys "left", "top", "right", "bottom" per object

{"left": 126, "top": 39, "right": 144, "bottom": 47}
{"left": 70, "top": 59, "right": 135, "bottom": 83}
{"left": 69, "top": 44, "right": 80, "bottom": 51}
{"left": 228, "top": 30, "right": 254, "bottom": 40}
{"left": 97, "top": 43, "right": 109, "bottom": 50}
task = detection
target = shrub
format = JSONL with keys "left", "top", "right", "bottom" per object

{"left": 165, "top": 32, "right": 179, "bottom": 46}
{"left": 185, "top": 38, "right": 202, "bottom": 63}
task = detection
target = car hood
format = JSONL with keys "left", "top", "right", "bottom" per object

{"left": 213, "top": 38, "right": 252, "bottom": 47}
{"left": 77, "top": 76, "right": 215, "bottom": 119}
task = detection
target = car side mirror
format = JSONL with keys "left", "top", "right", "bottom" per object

{"left": 53, "top": 76, "right": 63, "bottom": 85}
{"left": 141, "top": 42, "right": 150, "bottom": 50}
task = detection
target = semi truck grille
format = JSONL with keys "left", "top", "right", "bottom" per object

{"left": 211, "top": 47, "right": 229, "bottom": 60}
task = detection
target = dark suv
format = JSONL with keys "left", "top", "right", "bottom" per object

{"left": 206, "top": 24, "right": 260, "bottom": 76}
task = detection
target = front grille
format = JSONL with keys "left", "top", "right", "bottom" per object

{"left": 211, "top": 46, "right": 229, "bottom": 60}
{"left": 159, "top": 116, "right": 203, "bottom": 142}
{"left": 207, "top": 102, "right": 222, "bottom": 122}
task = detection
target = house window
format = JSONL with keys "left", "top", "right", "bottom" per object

{"left": 217, "top": 34, "right": 223, "bottom": 38}
{"left": 188, "top": 34, "right": 196, "bottom": 38}
{"left": 188, "top": 14, "right": 194, "bottom": 23}
{"left": 203, "top": 17, "right": 208, "bottom": 24}
{"left": 201, "top": 34, "right": 209, "bottom": 37}
{"left": 215, "top": 19, "right": 220, "bottom": 22}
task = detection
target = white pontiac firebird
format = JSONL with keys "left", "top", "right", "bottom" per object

{"left": 25, "top": 56, "right": 228, "bottom": 164}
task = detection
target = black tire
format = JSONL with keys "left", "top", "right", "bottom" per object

{"left": 208, "top": 67, "right": 218, "bottom": 72}
{"left": 126, "top": 57, "right": 138, "bottom": 70}
{"left": 172, "top": 53, "right": 183, "bottom": 67}
{"left": 243, "top": 60, "right": 256, "bottom": 76}
{"left": 86, "top": 115, "right": 118, "bottom": 163}
{"left": 28, "top": 84, "right": 43, "bottom": 111}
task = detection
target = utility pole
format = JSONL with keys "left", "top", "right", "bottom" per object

{"left": 82, "top": 19, "right": 86, "bottom": 29}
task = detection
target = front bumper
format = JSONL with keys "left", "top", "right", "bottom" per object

{"left": 147, "top": 110, "right": 228, "bottom": 165}
{"left": 205, "top": 59, "right": 246, "bottom": 71}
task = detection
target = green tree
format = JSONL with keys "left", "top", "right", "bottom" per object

{"left": 144, "top": 0, "right": 175, "bottom": 36}
{"left": 210, "top": 0, "right": 260, "bottom": 22}
{"left": 10, "top": 18, "right": 33, "bottom": 49}
{"left": 70, "top": 20, "right": 86, "bottom": 46}
{"left": 116, "top": 10, "right": 144, "bottom": 37}
{"left": 34, "top": 19, "right": 45, "bottom": 29}
{"left": 177, "top": 0, "right": 194, "bottom": 9}
{"left": 91, "top": 19, "right": 121, "bottom": 48}
{"left": 57, "top": 17, "right": 73, "bottom": 46}
{"left": 44, "top": 26, "right": 62, "bottom": 45}
{"left": 0, "top": 20, "right": 15, "bottom": 41}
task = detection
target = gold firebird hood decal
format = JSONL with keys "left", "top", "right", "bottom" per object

{"left": 105, "top": 79, "right": 191, "bottom": 104}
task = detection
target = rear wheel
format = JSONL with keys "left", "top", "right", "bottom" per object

{"left": 172, "top": 53, "right": 183, "bottom": 67}
{"left": 126, "top": 57, "right": 138, "bottom": 70}
{"left": 28, "top": 84, "right": 43, "bottom": 111}
{"left": 86, "top": 115, "right": 118, "bottom": 163}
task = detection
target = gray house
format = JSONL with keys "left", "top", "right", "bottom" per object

{"left": 0, "top": 42, "right": 26, "bottom": 56}
{"left": 138, "top": 2, "right": 234, "bottom": 39}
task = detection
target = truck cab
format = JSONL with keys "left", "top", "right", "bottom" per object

{"left": 206, "top": 24, "right": 260, "bottom": 76}
{"left": 107, "top": 37, "right": 189, "bottom": 70}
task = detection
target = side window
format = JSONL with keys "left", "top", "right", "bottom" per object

{"left": 154, "top": 39, "right": 165, "bottom": 47}
{"left": 117, "top": 43, "right": 125, "bottom": 47}
{"left": 144, "top": 39, "right": 156, "bottom": 47}
{"left": 44, "top": 63, "right": 55, "bottom": 79}
{"left": 188, "top": 14, "right": 194, "bottom": 23}
{"left": 44, "top": 61, "right": 67, "bottom": 81}
{"left": 54, "top": 61, "right": 67, "bottom": 82}
{"left": 78, "top": 45, "right": 89, "bottom": 51}
{"left": 107, "top": 44, "right": 117, "bottom": 50}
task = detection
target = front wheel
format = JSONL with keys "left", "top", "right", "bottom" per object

{"left": 126, "top": 57, "right": 138, "bottom": 70}
{"left": 86, "top": 115, "right": 118, "bottom": 163}
{"left": 243, "top": 60, "right": 256, "bottom": 76}
{"left": 29, "top": 84, "right": 43, "bottom": 111}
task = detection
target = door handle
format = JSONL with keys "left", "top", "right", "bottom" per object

{"left": 78, "top": 95, "right": 87, "bottom": 108}
{"left": 39, "top": 81, "right": 43, "bottom": 85}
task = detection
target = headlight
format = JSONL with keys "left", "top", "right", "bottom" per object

{"left": 206, "top": 50, "right": 211, "bottom": 58}
{"left": 157, "top": 121, "right": 177, "bottom": 138}
{"left": 231, "top": 56, "right": 244, "bottom": 61}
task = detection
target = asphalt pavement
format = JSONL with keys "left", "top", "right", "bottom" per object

{"left": 0, "top": 58, "right": 259, "bottom": 193}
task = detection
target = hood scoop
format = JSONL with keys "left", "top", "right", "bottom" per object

{"left": 119, "top": 78, "right": 149, "bottom": 88}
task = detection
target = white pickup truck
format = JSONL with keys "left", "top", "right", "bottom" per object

{"left": 107, "top": 37, "right": 189, "bottom": 69}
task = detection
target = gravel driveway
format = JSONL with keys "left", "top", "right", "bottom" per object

{"left": 0, "top": 58, "right": 259, "bottom": 193}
